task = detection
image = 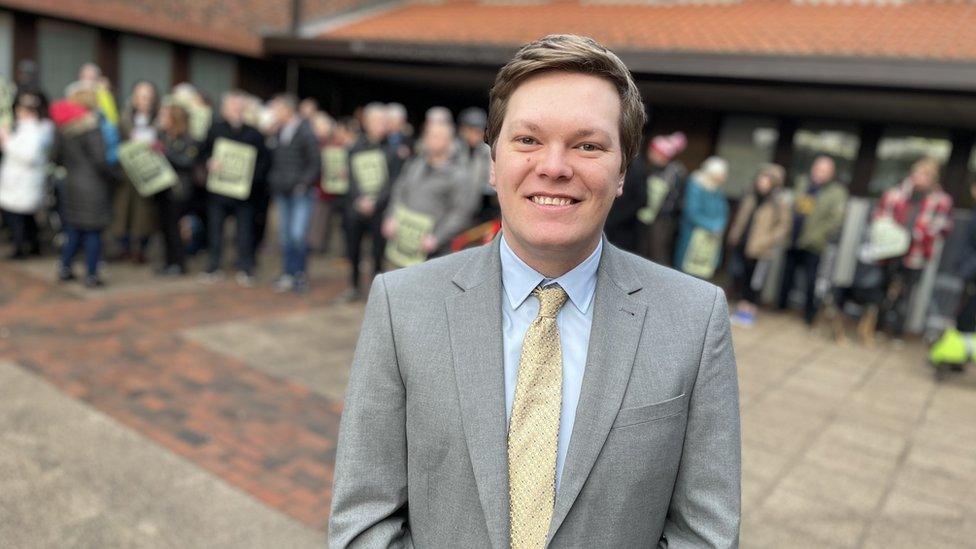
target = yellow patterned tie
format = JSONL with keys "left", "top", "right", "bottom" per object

{"left": 508, "top": 284, "right": 568, "bottom": 549}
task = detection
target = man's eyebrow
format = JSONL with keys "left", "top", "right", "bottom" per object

{"left": 510, "top": 120, "right": 542, "bottom": 133}
{"left": 571, "top": 128, "right": 612, "bottom": 141}
{"left": 510, "top": 121, "right": 612, "bottom": 141}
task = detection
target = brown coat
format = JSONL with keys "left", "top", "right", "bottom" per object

{"left": 110, "top": 113, "right": 159, "bottom": 241}
{"left": 727, "top": 192, "right": 793, "bottom": 260}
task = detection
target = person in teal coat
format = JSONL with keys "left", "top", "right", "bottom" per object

{"left": 675, "top": 156, "right": 730, "bottom": 274}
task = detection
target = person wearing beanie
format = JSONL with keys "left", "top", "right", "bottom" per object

{"left": 606, "top": 131, "right": 688, "bottom": 261}
{"left": 49, "top": 92, "right": 116, "bottom": 288}
{"left": 674, "top": 156, "right": 730, "bottom": 278}
{"left": 726, "top": 163, "right": 792, "bottom": 327}
{"left": 457, "top": 106, "right": 494, "bottom": 221}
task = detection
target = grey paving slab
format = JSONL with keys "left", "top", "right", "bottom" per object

{"left": 0, "top": 361, "right": 325, "bottom": 549}
{"left": 733, "top": 312, "right": 976, "bottom": 548}
{"left": 182, "top": 305, "right": 364, "bottom": 403}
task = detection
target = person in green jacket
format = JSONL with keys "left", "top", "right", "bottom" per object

{"left": 777, "top": 154, "right": 849, "bottom": 325}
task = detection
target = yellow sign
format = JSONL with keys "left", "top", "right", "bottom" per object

{"left": 0, "top": 78, "right": 14, "bottom": 130}
{"left": 682, "top": 228, "right": 721, "bottom": 279}
{"left": 385, "top": 206, "right": 435, "bottom": 268}
{"left": 118, "top": 140, "right": 177, "bottom": 197}
{"left": 637, "top": 176, "right": 669, "bottom": 225}
{"left": 350, "top": 149, "right": 388, "bottom": 197}
{"left": 206, "top": 138, "right": 256, "bottom": 200}
{"left": 188, "top": 105, "right": 213, "bottom": 142}
{"left": 321, "top": 146, "right": 349, "bottom": 195}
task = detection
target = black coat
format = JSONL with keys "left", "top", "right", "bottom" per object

{"left": 52, "top": 112, "right": 115, "bottom": 230}
{"left": 345, "top": 136, "right": 402, "bottom": 217}
{"left": 267, "top": 119, "right": 320, "bottom": 196}
{"left": 605, "top": 158, "right": 649, "bottom": 253}
{"left": 200, "top": 120, "right": 270, "bottom": 203}
{"left": 161, "top": 133, "right": 200, "bottom": 204}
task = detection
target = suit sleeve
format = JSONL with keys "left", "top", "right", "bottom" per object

{"left": 660, "top": 287, "right": 741, "bottom": 549}
{"left": 329, "top": 275, "right": 414, "bottom": 549}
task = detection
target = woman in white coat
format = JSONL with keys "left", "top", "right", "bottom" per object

{"left": 0, "top": 93, "right": 52, "bottom": 259}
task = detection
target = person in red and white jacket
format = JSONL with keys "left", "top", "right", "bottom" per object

{"left": 873, "top": 157, "right": 953, "bottom": 337}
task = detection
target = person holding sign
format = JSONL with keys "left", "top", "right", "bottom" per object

{"left": 337, "top": 103, "right": 402, "bottom": 302}
{"left": 674, "top": 156, "right": 730, "bottom": 279}
{"left": 331, "top": 34, "right": 739, "bottom": 549}
{"left": 606, "top": 132, "right": 687, "bottom": 261}
{"left": 381, "top": 121, "right": 477, "bottom": 268}
{"left": 872, "top": 157, "right": 953, "bottom": 339}
{"left": 266, "top": 94, "right": 321, "bottom": 294}
{"left": 200, "top": 91, "right": 270, "bottom": 286}
{"left": 309, "top": 114, "right": 351, "bottom": 255}
{"left": 110, "top": 80, "right": 161, "bottom": 265}
{"left": 152, "top": 103, "right": 200, "bottom": 276}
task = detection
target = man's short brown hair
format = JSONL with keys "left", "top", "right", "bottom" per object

{"left": 485, "top": 34, "right": 647, "bottom": 173}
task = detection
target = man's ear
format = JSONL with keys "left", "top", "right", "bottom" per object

{"left": 615, "top": 171, "right": 625, "bottom": 198}
{"left": 489, "top": 156, "right": 497, "bottom": 189}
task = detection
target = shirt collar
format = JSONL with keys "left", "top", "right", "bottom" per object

{"left": 499, "top": 234, "right": 602, "bottom": 315}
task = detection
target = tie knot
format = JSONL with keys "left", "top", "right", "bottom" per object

{"left": 533, "top": 284, "right": 568, "bottom": 318}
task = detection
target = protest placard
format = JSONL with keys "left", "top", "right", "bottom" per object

{"left": 206, "top": 138, "right": 256, "bottom": 200}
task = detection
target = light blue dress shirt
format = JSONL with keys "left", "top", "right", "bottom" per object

{"left": 500, "top": 235, "right": 601, "bottom": 492}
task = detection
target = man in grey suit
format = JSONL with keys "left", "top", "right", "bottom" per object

{"left": 330, "top": 34, "right": 740, "bottom": 548}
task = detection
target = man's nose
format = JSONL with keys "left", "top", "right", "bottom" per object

{"left": 535, "top": 146, "right": 573, "bottom": 181}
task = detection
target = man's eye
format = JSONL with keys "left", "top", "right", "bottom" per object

{"left": 516, "top": 137, "right": 537, "bottom": 145}
{"left": 579, "top": 143, "right": 603, "bottom": 152}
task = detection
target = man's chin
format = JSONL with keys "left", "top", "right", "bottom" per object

{"left": 522, "top": 233, "right": 595, "bottom": 255}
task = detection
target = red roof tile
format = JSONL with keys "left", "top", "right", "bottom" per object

{"left": 320, "top": 0, "right": 976, "bottom": 61}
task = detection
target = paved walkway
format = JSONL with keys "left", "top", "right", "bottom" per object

{"left": 0, "top": 252, "right": 974, "bottom": 547}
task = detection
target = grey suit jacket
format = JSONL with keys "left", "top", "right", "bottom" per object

{"left": 330, "top": 236, "right": 741, "bottom": 548}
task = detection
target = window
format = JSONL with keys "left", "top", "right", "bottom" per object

{"left": 869, "top": 129, "right": 952, "bottom": 196}
{"left": 790, "top": 123, "right": 860, "bottom": 187}
{"left": 119, "top": 35, "right": 173, "bottom": 102}
{"left": 38, "top": 20, "right": 97, "bottom": 100}
{"left": 714, "top": 115, "right": 778, "bottom": 198}
{"left": 189, "top": 49, "right": 236, "bottom": 104}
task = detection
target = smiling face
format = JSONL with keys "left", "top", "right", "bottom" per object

{"left": 491, "top": 72, "right": 625, "bottom": 266}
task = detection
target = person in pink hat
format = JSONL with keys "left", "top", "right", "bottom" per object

{"left": 606, "top": 131, "right": 688, "bottom": 263}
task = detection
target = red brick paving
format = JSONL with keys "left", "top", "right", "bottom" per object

{"left": 0, "top": 262, "right": 349, "bottom": 531}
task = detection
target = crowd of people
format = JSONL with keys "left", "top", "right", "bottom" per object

{"left": 0, "top": 60, "right": 495, "bottom": 296}
{"left": 0, "top": 58, "right": 971, "bottom": 347}
{"left": 603, "top": 131, "right": 965, "bottom": 346}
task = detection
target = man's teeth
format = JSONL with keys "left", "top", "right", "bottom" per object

{"left": 531, "top": 196, "right": 573, "bottom": 206}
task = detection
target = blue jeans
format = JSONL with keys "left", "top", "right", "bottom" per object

{"left": 61, "top": 227, "right": 102, "bottom": 276}
{"left": 275, "top": 191, "right": 314, "bottom": 276}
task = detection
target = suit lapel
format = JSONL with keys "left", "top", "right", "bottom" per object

{"left": 548, "top": 243, "right": 647, "bottom": 542}
{"left": 446, "top": 238, "right": 509, "bottom": 549}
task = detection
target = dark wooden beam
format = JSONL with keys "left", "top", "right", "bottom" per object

{"left": 172, "top": 43, "right": 190, "bottom": 86}
{"left": 773, "top": 117, "right": 798, "bottom": 173}
{"left": 96, "top": 28, "right": 120, "bottom": 88}
{"left": 263, "top": 36, "right": 976, "bottom": 93}
{"left": 851, "top": 123, "right": 882, "bottom": 197}
{"left": 12, "top": 11, "right": 38, "bottom": 70}
{"left": 944, "top": 130, "right": 976, "bottom": 206}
